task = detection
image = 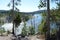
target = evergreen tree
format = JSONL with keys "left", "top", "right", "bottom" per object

{"left": 38, "top": 0, "right": 60, "bottom": 40}
{"left": 8, "top": 0, "right": 21, "bottom": 35}
{"left": 29, "top": 26, "right": 35, "bottom": 35}
{"left": 21, "top": 22, "right": 27, "bottom": 36}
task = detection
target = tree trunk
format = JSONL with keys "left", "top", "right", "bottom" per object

{"left": 46, "top": 0, "right": 50, "bottom": 40}
{"left": 12, "top": 0, "right": 15, "bottom": 35}
{"left": 12, "top": 22, "right": 15, "bottom": 35}
{"left": 31, "top": 14, "right": 32, "bottom": 26}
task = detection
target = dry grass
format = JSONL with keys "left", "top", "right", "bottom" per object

{"left": 29, "top": 35, "right": 45, "bottom": 40}
{"left": 36, "top": 34, "right": 45, "bottom": 40}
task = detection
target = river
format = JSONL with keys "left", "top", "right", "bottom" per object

{"left": 1, "top": 14, "right": 42, "bottom": 35}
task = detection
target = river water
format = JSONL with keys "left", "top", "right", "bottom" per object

{"left": 1, "top": 14, "right": 42, "bottom": 35}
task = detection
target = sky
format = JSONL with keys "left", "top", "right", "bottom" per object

{"left": 0, "top": 0, "right": 57, "bottom": 12}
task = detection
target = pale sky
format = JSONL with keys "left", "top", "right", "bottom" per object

{"left": 0, "top": 0, "right": 57, "bottom": 12}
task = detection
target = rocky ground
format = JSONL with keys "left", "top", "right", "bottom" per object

{"left": 0, "top": 34, "right": 45, "bottom": 40}
{"left": 0, "top": 35, "right": 11, "bottom": 40}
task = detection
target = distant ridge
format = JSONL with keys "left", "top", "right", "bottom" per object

{"left": 0, "top": 10, "right": 8, "bottom": 13}
{"left": 0, "top": 10, "right": 46, "bottom": 14}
